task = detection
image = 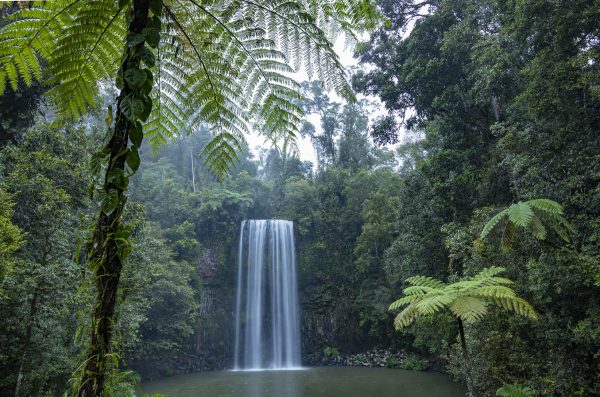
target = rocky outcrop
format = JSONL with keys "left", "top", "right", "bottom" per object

{"left": 303, "top": 348, "right": 413, "bottom": 368}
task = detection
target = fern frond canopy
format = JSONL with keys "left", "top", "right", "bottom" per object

{"left": 0, "top": 0, "right": 380, "bottom": 179}
{"left": 388, "top": 267, "right": 538, "bottom": 330}
{"left": 480, "top": 199, "right": 573, "bottom": 252}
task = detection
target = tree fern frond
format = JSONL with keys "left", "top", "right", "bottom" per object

{"left": 393, "top": 304, "right": 419, "bottom": 329}
{"left": 482, "top": 199, "right": 572, "bottom": 252}
{"left": 508, "top": 202, "right": 534, "bottom": 228}
{"left": 526, "top": 198, "right": 563, "bottom": 215}
{"left": 405, "top": 275, "right": 446, "bottom": 289}
{"left": 537, "top": 210, "right": 574, "bottom": 242}
{"left": 529, "top": 215, "right": 547, "bottom": 240}
{"left": 470, "top": 285, "right": 517, "bottom": 299}
{"left": 416, "top": 292, "right": 455, "bottom": 315}
{"left": 501, "top": 219, "right": 515, "bottom": 253}
{"left": 0, "top": 0, "right": 82, "bottom": 92}
{"left": 450, "top": 296, "right": 488, "bottom": 323}
{"left": 473, "top": 266, "right": 506, "bottom": 279}
{"left": 480, "top": 208, "right": 509, "bottom": 239}
{"left": 1, "top": 0, "right": 379, "bottom": 179}
{"left": 390, "top": 267, "right": 537, "bottom": 333}
{"left": 46, "top": 0, "right": 126, "bottom": 120}
{"left": 494, "top": 296, "right": 538, "bottom": 320}
{"left": 402, "top": 285, "right": 440, "bottom": 296}
{"left": 0, "top": 0, "right": 125, "bottom": 120}
{"left": 388, "top": 294, "right": 423, "bottom": 311}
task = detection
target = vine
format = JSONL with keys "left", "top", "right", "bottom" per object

{"left": 73, "top": 0, "right": 163, "bottom": 395}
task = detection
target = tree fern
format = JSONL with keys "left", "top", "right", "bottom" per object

{"left": 390, "top": 268, "right": 538, "bottom": 397}
{"left": 0, "top": 0, "right": 378, "bottom": 178}
{"left": 389, "top": 267, "right": 538, "bottom": 329}
{"left": 480, "top": 199, "right": 573, "bottom": 252}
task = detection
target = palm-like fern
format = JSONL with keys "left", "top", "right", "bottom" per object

{"left": 480, "top": 199, "right": 573, "bottom": 252}
{"left": 390, "top": 267, "right": 537, "bottom": 397}
{"left": 389, "top": 266, "right": 538, "bottom": 329}
{"left": 0, "top": 0, "right": 377, "bottom": 177}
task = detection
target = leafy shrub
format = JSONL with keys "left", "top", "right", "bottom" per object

{"left": 385, "top": 356, "right": 399, "bottom": 368}
{"left": 323, "top": 346, "right": 340, "bottom": 358}
{"left": 400, "top": 355, "right": 428, "bottom": 371}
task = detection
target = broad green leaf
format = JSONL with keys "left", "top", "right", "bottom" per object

{"left": 124, "top": 68, "right": 147, "bottom": 88}
{"left": 126, "top": 146, "right": 140, "bottom": 172}
{"left": 129, "top": 122, "right": 143, "bottom": 147}
{"left": 126, "top": 33, "right": 145, "bottom": 47}
{"left": 120, "top": 95, "right": 145, "bottom": 122}
{"left": 100, "top": 189, "right": 119, "bottom": 215}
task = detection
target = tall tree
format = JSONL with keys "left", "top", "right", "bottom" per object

{"left": 0, "top": 125, "right": 92, "bottom": 396}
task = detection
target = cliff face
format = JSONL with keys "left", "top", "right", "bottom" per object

{"left": 194, "top": 247, "right": 234, "bottom": 367}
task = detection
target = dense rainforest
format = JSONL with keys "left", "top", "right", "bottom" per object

{"left": 1, "top": 0, "right": 599, "bottom": 396}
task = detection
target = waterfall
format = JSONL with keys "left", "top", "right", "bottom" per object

{"left": 233, "top": 220, "right": 301, "bottom": 370}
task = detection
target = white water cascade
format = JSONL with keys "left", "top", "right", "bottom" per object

{"left": 233, "top": 220, "right": 302, "bottom": 370}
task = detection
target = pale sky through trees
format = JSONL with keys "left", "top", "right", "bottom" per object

{"left": 247, "top": 38, "right": 388, "bottom": 165}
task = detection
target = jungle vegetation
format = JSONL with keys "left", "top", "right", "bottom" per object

{"left": 0, "top": 0, "right": 599, "bottom": 396}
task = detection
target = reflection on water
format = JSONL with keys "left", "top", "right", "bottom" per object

{"left": 140, "top": 367, "right": 465, "bottom": 397}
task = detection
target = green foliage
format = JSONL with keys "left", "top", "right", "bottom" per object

{"left": 0, "top": 0, "right": 380, "bottom": 179}
{"left": 400, "top": 355, "right": 428, "bottom": 371}
{"left": 0, "top": 188, "right": 24, "bottom": 289}
{"left": 390, "top": 267, "right": 538, "bottom": 329}
{"left": 0, "top": 124, "right": 93, "bottom": 395}
{"left": 496, "top": 383, "right": 536, "bottom": 397}
{"left": 480, "top": 199, "right": 573, "bottom": 252}
{"left": 323, "top": 346, "right": 340, "bottom": 358}
{"left": 358, "top": 0, "right": 600, "bottom": 394}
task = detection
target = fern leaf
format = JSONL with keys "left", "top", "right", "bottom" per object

{"left": 480, "top": 208, "right": 509, "bottom": 239}
{"left": 529, "top": 215, "right": 547, "bottom": 240}
{"left": 508, "top": 201, "right": 534, "bottom": 228}
{"left": 474, "top": 266, "right": 506, "bottom": 279}
{"left": 416, "top": 292, "right": 455, "bottom": 315}
{"left": 450, "top": 296, "right": 488, "bottom": 323}
{"left": 402, "top": 285, "right": 439, "bottom": 296}
{"left": 393, "top": 304, "right": 419, "bottom": 329}
{"left": 470, "top": 285, "right": 517, "bottom": 299}
{"left": 405, "top": 275, "right": 446, "bottom": 289}
{"left": 388, "top": 294, "right": 424, "bottom": 311}
{"left": 495, "top": 296, "right": 538, "bottom": 320}
{"left": 526, "top": 198, "right": 563, "bottom": 215}
{"left": 501, "top": 220, "right": 515, "bottom": 253}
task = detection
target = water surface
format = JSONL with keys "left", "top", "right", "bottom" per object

{"left": 140, "top": 367, "right": 465, "bottom": 397}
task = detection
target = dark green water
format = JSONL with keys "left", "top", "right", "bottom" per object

{"left": 140, "top": 367, "right": 466, "bottom": 397}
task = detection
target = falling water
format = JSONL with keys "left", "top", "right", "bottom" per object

{"left": 233, "top": 220, "right": 301, "bottom": 370}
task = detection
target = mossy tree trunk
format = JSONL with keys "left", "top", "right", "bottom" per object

{"left": 77, "top": 0, "right": 154, "bottom": 394}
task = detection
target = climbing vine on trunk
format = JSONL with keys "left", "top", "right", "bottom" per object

{"left": 76, "top": 0, "right": 159, "bottom": 394}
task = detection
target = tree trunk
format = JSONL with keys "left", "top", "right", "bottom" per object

{"left": 77, "top": 0, "right": 150, "bottom": 395}
{"left": 457, "top": 318, "right": 477, "bottom": 397}
{"left": 13, "top": 285, "right": 40, "bottom": 397}
{"left": 191, "top": 150, "right": 196, "bottom": 192}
